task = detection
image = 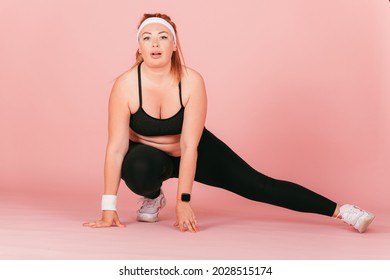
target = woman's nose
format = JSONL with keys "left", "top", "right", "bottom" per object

{"left": 152, "top": 38, "right": 159, "bottom": 47}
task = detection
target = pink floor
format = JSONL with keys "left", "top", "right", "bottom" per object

{"left": 1, "top": 186, "right": 389, "bottom": 260}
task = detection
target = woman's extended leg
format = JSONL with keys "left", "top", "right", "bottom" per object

{"left": 193, "top": 128, "right": 337, "bottom": 216}
{"left": 192, "top": 128, "right": 375, "bottom": 232}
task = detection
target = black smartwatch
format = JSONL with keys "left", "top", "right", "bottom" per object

{"left": 180, "top": 193, "right": 191, "bottom": 202}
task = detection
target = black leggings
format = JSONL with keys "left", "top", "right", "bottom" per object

{"left": 121, "top": 128, "right": 337, "bottom": 216}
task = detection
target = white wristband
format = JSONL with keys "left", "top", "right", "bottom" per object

{"left": 101, "top": 195, "right": 117, "bottom": 211}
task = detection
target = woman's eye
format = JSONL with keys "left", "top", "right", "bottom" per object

{"left": 160, "top": 36, "right": 168, "bottom": 40}
{"left": 143, "top": 37, "right": 150, "bottom": 41}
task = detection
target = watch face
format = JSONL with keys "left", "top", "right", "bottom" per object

{"left": 181, "top": 193, "right": 191, "bottom": 202}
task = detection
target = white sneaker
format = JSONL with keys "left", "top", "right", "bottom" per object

{"left": 136, "top": 191, "right": 166, "bottom": 222}
{"left": 337, "top": 204, "right": 375, "bottom": 233}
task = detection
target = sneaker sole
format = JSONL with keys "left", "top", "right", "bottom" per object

{"left": 137, "top": 213, "right": 159, "bottom": 223}
{"left": 355, "top": 212, "right": 375, "bottom": 233}
{"left": 136, "top": 197, "right": 166, "bottom": 223}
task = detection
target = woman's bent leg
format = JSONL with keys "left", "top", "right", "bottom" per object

{"left": 194, "top": 128, "right": 337, "bottom": 216}
{"left": 121, "top": 141, "right": 175, "bottom": 199}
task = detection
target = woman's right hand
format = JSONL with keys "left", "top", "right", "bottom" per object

{"left": 83, "top": 210, "right": 126, "bottom": 228}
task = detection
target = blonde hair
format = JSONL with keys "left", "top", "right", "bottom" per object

{"left": 133, "top": 13, "right": 185, "bottom": 82}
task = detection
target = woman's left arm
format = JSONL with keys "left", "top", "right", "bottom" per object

{"left": 175, "top": 69, "right": 207, "bottom": 232}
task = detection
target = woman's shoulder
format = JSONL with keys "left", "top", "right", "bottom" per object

{"left": 113, "top": 66, "right": 137, "bottom": 88}
{"left": 180, "top": 66, "right": 206, "bottom": 102}
{"left": 181, "top": 65, "right": 205, "bottom": 86}
{"left": 108, "top": 67, "right": 138, "bottom": 102}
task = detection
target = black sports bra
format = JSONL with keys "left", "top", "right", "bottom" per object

{"left": 129, "top": 63, "right": 184, "bottom": 136}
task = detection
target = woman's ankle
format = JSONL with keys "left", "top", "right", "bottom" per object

{"left": 332, "top": 204, "right": 341, "bottom": 218}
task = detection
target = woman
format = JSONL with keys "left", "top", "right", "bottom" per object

{"left": 83, "top": 13, "right": 375, "bottom": 233}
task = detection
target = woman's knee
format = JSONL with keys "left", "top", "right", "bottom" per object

{"left": 121, "top": 159, "right": 161, "bottom": 196}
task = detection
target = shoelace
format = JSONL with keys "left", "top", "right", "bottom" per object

{"left": 138, "top": 197, "right": 157, "bottom": 209}
{"left": 337, "top": 206, "right": 363, "bottom": 225}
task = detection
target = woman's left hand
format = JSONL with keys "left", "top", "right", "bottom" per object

{"left": 174, "top": 201, "right": 199, "bottom": 232}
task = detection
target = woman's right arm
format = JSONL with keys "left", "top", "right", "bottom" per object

{"left": 83, "top": 75, "right": 131, "bottom": 228}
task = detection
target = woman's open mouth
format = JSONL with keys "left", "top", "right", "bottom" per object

{"left": 151, "top": 52, "right": 162, "bottom": 59}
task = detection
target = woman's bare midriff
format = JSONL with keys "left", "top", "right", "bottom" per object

{"left": 129, "top": 129, "right": 182, "bottom": 157}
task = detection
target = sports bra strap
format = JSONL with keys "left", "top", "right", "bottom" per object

{"left": 137, "top": 63, "right": 143, "bottom": 106}
{"left": 179, "top": 82, "right": 183, "bottom": 107}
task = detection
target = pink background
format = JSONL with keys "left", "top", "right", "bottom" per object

{"left": 1, "top": 0, "right": 389, "bottom": 260}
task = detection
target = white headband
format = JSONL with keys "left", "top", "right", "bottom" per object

{"left": 136, "top": 17, "right": 177, "bottom": 45}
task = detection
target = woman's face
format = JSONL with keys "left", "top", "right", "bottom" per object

{"left": 138, "top": 23, "right": 176, "bottom": 68}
